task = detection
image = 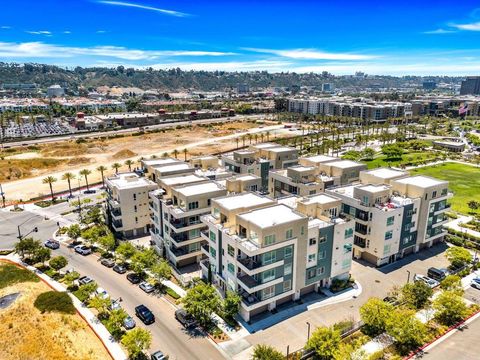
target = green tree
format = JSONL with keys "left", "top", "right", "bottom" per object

{"left": 42, "top": 175, "right": 57, "bottom": 202}
{"left": 79, "top": 169, "right": 92, "bottom": 192}
{"left": 305, "top": 326, "right": 341, "bottom": 360}
{"left": 49, "top": 256, "right": 68, "bottom": 271}
{"left": 112, "top": 162, "right": 122, "bottom": 174}
{"left": 182, "top": 282, "right": 221, "bottom": 326}
{"left": 97, "top": 165, "right": 108, "bottom": 188}
{"left": 386, "top": 309, "right": 428, "bottom": 354}
{"left": 401, "top": 281, "right": 433, "bottom": 309}
{"left": 251, "top": 344, "right": 284, "bottom": 360}
{"left": 150, "top": 259, "right": 172, "bottom": 285}
{"left": 445, "top": 246, "right": 472, "bottom": 269}
{"left": 433, "top": 290, "right": 468, "bottom": 326}
{"left": 440, "top": 275, "right": 463, "bottom": 295}
{"left": 98, "top": 233, "right": 116, "bottom": 252}
{"left": 359, "top": 297, "right": 394, "bottom": 336}
{"left": 88, "top": 295, "right": 110, "bottom": 315}
{"left": 222, "top": 291, "right": 241, "bottom": 321}
{"left": 67, "top": 224, "right": 81, "bottom": 239}
{"left": 467, "top": 200, "right": 479, "bottom": 211}
{"left": 362, "top": 147, "right": 375, "bottom": 160}
{"left": 116, "top": 241, "right": 137, "bottom": 262}
{"left": 14, "top": 237, "right": 51, "bottom": 264}
{"left": 63, "top": 271, "right": 80, "bottom": 287}
{"left": 381, "top": 144, "right": 403, "bottom": 159}
{"left": 75, "top": 282, "right": 97, "bottom": 302}
{"left": 62, "top": 172, "right": 75, "bottom": 198}
{"left": 130, "top": 248, "right": 158, "bottom": 274}
{"left": 125, "top": 159, "right": 134, "bottom": 172}
{"left": 121, "top": 328, "right": 152, "bottom": 358}
{"left": 105, "top": 308, "right": 128, "bottom": 340}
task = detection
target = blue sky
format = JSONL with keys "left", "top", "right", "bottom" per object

{"left": 1, "top": 0, "right": 480, "bottom": 75}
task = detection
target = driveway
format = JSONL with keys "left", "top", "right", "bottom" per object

{"left": 55, "top": 245, "right": 225, "bottom": 360}
{"left": 239, "top": 243, "right": 450, "bottom": 356}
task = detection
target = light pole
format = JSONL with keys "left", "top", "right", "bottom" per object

{"left": 306, "top": 321, "right": 311, "bottom": 342}
{"left": 406, "top": 270, "right": 411, "bottom": 283}
{"left": 0, "top": 183, "right": 5, "bottom": 208}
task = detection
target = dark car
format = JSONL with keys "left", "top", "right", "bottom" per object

{"left": 427, "top": 267, "right": 448, "bottom": 281}
{"left": 150, "top": 351, "right": 168, "bottom": 360}
{"left": 44, "top": 239, "right": 60, "bottom": 250}
{"left": 113, "top": 264, "right": 127, "bottom": 274}
{"left": 84, "top": 189, "right": 96, "bottom": 194}
{"left": 135, "top": 304, "right": 155, "bottom": 325}
{"left": 127, "top": 273, "right": 142, "bottom": 284}
{"left": 175, "top": 308, "right": 197, "bottom": 329}
{"left": 100, "top": 258, "right": 115, "bottom": 268}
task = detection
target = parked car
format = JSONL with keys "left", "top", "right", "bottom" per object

{"left": 78, "top": 276, "right": 94, "bottom": 286}
{"left": 109, "top": 300, "right": 122, "bottom": 311}
{"left": 414, "top": 274, "right": 440, "bottom": 288}
{"left": 471, "top": 278, "right": 480, "bottom": 290}
{"left": 135, "top": 304, "right": 155, "bottom": 325}
{"left": 139, "top": 282, "right": 155, "bottom": 293}
{"left": 44, "top": 239, "right": 60, "bottom": 250}
{"left": 95, "top": 287, "right": 109, "bottom": 299}
{"left": 113, "top": 264, "right": 127, "bottom": 274}
{"left": 175, "top": 308, "right": 197, "bottom": 329}
{"left": 123, "top": 315, "right": 136, "bottom": 330}
{"left": 150, "top": 351, "right": 168, "bottom": 360}
{"left": 427, "top": 267, "right": 448, "bottom": 281}
{"left": 74, "top": 245, "right": 92, "bottom": 256}
{"left": 100, "top": 258, "right": 115, "bottom": 268}
{"left": 84, "top": 189, "right": 96, "bottom": 194}
{"left": 127, "top": 273, "right": 142, "bottom": 284}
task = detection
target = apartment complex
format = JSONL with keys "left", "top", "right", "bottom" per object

{"left": 460, "top": 76, "right": 480, "bottom": 95}
{"left": 104, "top": 173, "right": 157, "bottom": 238}
{"left": 288, "top": 97, "right": 412, "bottom": 121}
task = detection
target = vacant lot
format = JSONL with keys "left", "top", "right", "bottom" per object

{"left": 0, "top": 262, "right": 110, "bottom": 360}
{"left": 410, "top": 162, "right": 480, "bottom": 215}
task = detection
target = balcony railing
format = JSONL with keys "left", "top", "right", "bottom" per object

{"left": 237, "top": 257, "right": 263, "bottom": 270}
{"left": 237, "top": 273, "right": 259, "bottom": 288}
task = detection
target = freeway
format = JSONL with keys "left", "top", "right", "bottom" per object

{"left": 55, "top": 244, "right": 226, "bottom": 360}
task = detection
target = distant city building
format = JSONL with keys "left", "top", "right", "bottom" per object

{"left": 46, "top": 84, "right": 65, "bottom": 98}
{"left": 411, "top": 95, "right": 480, "bottom": 117}
{"left": 423, "top": 81, "right": 437, "bottom": 91}
{"left": 1, "top": 83, "right": 36, "bottom": 90}
{"left": 237, "top": 83, "right": 250, "bottom": 94}
{"left": 460, "top": 76, "right": 480, "bottom": 95}
{"left": 322, "top": 83, "right": 332, "bottom": 92}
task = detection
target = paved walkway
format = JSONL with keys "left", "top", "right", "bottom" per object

{"left": 445, "top": 215, "right": 480, "bottom": 239}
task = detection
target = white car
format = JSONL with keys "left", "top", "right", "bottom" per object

{"left": 74, "top": 245, "right": 92, "bottom": 256}
{"left": 139, "top": 282, "right": 155, "bottom": 293}
{"left": 471, "top": 278, "right": 480, "bottom": 290}
{"left": 414, "top": 274, "right": 440, "bottom": 288}
{"left": 95, "top": 287, "right": 109, "bottom": 299}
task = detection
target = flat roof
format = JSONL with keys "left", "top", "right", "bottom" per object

{"left": 302, "top": 193, "right": 339, "bottom": 205}
{"left": 160, "top": 174, "right": 204, "bottom": 187}
{"left": 142, "top": 158, "right": 179, "bottom": 167}
{"left": 156, "top": 163, "right": 192, "bottom": 173}
{"left": 238, "top": 204, "right": 305, "bottom": 228}
{"left": 253, "top": 143, "right": 278, "bottom": 149}
{"left": 229, "top": 174, "right": 259, "bottom": 181}
{"left": 214, "top": 193, "right": 273, "bottom": 211}
{"left": 394, "top": 175, "right": 447, "bottom": 187}
{"left": 359, "top": 184, "right": 390, "bottom": 193}
{"left": 174, "top": 181, "right": 224, "bottom": 197}
{"left": 289, "top": 165, "right": 316, "bottom": 172}
{"left": 302, "top": 155, "right": 337, "bottom": 163}
{"left": 108, "top": 173, "right": 156, "bottom": 189}
{"left": 326, "top": 160, "right": 364, "bottom": 169}
{"left": 267, "top": 146, "right": 296, "bottom": 153}
{"left": 363, "top": 167, "right": 407, "bottom": 179}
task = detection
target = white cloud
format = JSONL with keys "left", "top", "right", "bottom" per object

{"left": 96, "top": 30, "right": 107, "bottom": 34}
{"left": 423, "top": 28, "right": 456, "bottom": 34}
{"left": 1, "top": 26, "right": 11, "bottom": 29}
{"left": 97, "top": 1, "right": 189, "bottom": 17}
{"left": 243, "top": 48, "right": 377, "bottom": 60}
{"left": 450, "top": 21, "right": 480, "bottom": 31}
{"left": 63, "top": 31, "right": 72, "bottom": 34}
{"left": 0, "top": 41, "right": 235, "bottom": 61}
{"left": 25, "top": 30, "right": 52, "bottom": 35}
{"left": 148, "top": 60, "right": 292, "bottom": 72}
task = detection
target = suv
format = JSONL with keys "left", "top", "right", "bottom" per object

{"left": 44, "top": 239, "right": 60, "bottom": 250}
{"left": 427, "top": 267, "right": 448, "bottom": 281}
{"left": 100, "top": 258, "right": 115, "bottom": 268}
{"left": 113, "top": 264, "right": 127, "bottom": 274}
{"left": 135, "top": 305, "right": 155, "bottom": 325}
{"left": 414, "top": 274, "right": 440, "bottom": 288}
{"left": 78, "top": 276, "right": 94, "bottom": 285}
{"left": 127, "top": 273, "right": 142, "bottom": 284}
{"left": 175, "top": 308, "right": 197, "bottom": 329}
{"left": 74, "top": 245, "right": 92, "bottom": 256}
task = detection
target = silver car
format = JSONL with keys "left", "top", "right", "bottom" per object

{"left": 123, "top": 315, "right": 136, "bottom": 330}
{"left": 139, "top": 281, "right": 155, "bottom": 293}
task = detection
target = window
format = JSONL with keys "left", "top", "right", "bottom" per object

{"left": 189, "top": 229, "right": 200, "bottom": 238}
{"left": 188, "top": 201, "right": 199, "bottom": 210}
{"left": 308, "top": 254, "right": 316, "bottom": 263}
{"left": 262, "top": 269, "right": 275, "bottom": 283}
{"left": 283, "top": 280, "right": 292, "bottom": 292}
{"left": 342, "top": 258, "right": 351, "bottom": 269}
{"left": 209, "top": 230, "right": 216, "bottom": 243}
{"left": 135, "top": 217, "right": 138, "bottom": 223}
{"left": 362, "top": 195, "right": 369, "bottom": 205}
{"left": 319, "top": 236, "right": 327, "bottom": 244}
{"left": 212, "top": 207, "right": 220, "bottom": 219}
{"left": 385, "top": 231, "right": 393, "bottom": 240}
{"left": 264, "top": 234, "right": 276, "bottom": 246}
{"left": 227, "top": 244, "right": 234, "bottom": 257}
{"left": 284, "top": 263, "right": 292, "bottom": 275}
{"left": 318, "top": 250, "right": 326, "bottom": 260}
{"left": 404, "top": 224, "right": 411, "bottom": 231}
{"left": 432, "top": 191, "right": 437, "bottom": 198}
{"left": 309, "top": 238, "right": 317, "bottom": 246}
{"left": 386, "top": 216, "right": 394, "bottom": 226}
{"left": 344, "top": 228, "right": 353, "bottom": 239}
{"left": 300, "top": 226, "right": 305, "bottom": 235}
{"left": 227, "top": 262, "right": 235, "bottom": 274}
{"left": 441, "top": 188, "right": 448, "bottom": 196}
{"left": 133, "top": 193, "right": 137, "bottom": 201}
{"left": 407, "top": 209, "right": 413, "bottom": 217}
{"left": 263, "top": 251, "right": 276, "bottom": 265}
{"left": 210, "top": 247, "right": 216, "bottom": 259}
{"left": 307, "top": 269, "right": 316, "bottom": 279}
{"left": 317, "top": 267, "right": 325, "bottom": 276}
{"left": 286, "top": 229, "right": 293, "bottom": 240}
{"left": 285, "top": 246, "right": 293, "bottom": 258}
{"left": 134, "top": 205, "right": 137, "bottom": 213}
{"left": 262, "top": 285, "right": 275, "bottom": 300}
{"left": 207, "top": 199, "right": 211, "bottom": 206}
{"left": 309, "top": 190, "right": 316, "bottom": 195}
{"left": 384, "top": 244, "right": 391, "bottom": 254}
{"left": 403, "top": 237, "right": 410, "bottom": 245}
{"left": 349, "top": 206, "right": 356, "bottom": 216}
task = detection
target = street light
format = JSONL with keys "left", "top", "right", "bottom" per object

{"left": 406, "top": 270, "right": 411, "bottom": 283}
{"left": 0, "top": 183, "right": 5, "bottom": 208}
{"left": 306, "top": 321, "right": 311, "bottom": 341}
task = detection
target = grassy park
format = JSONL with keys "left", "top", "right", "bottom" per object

{"left": 409, "top": 162, "right": 480, "bottom": 215}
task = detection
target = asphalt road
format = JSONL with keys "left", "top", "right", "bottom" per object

{"left": 55, "top": 245, "right": 226, "bottom": 360}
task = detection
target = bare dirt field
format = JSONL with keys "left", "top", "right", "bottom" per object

{"left": 0, "top": 263, "right": 111, "bottom": 360}
{"left": 1, "top": 121, "right": 286, "bottom": 202}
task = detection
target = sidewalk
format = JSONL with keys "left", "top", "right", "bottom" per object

{"left": 445, "top": 215, "right": 480, "bottom": 239}
{"left": 0, "top": 253, "right": 127, "bottom": 360}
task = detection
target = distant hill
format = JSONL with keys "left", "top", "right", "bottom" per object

{"left": 0, "top": 62, "right": 462, "bottom": 92}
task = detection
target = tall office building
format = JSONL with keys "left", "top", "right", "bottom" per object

{"left": 460, "top": 77, "right": 480, "bottom": 95}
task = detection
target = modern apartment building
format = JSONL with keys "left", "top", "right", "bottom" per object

{"left": 104, "top": 172, "right": 157, "bottom": 239}
{"left": 460, "top": 76, "right": 480, "bottom": 95}
{"left": 200, "top": 192, "right": 354, "bottom": 322}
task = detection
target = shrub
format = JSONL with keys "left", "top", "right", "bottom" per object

{"left": 34, "top": 291, "right": 76, "bottom": 314}
{"left": 166, "top": 287, "right": 180, "bottom": 300}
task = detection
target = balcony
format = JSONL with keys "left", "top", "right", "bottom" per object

{"left": 237, "top": 257, "right": 263, "bottom": 270}
{"left": 108, "top": 199, "right": 120, "bottom": 209}
{"left": 111, "top": 209, "right": 122, "bottom": 220}
{"left": 167, "top": 232, "right": 202, "bottom": 247}
{"left": 237, "top": 273, "right": 259, "bottom": 288}
{"left": 354, "top": 235, "right": 366, "bottom": 248}
{"left": 169, "top": 246, "right": 202, "bottom": 261}
{"left": 112, "top": 220, "right": 123, "bottom": 231}
{"left": 434, "top": 203, "right": 451, "bottom": 215}
{"left": 201, "top": 244, "right": 210, "bottom": 257}
{"left": 354, "top": 224, "right": 368, "bottom": 235}
{"left": 237, "top": 273, "right": 284, "bottom": 294}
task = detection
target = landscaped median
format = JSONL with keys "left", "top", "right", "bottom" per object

{"left": 0, "top": 257, "right": 126, "bottom": 360}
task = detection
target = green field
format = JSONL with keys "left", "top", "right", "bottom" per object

{"left": 362, "top": 151, "right": 439, "bottom": 169}
{"left": 409, "top": 162, "right": 480, "bottom": 215}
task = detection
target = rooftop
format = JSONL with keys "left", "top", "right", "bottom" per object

{"left": 394, "top": 175, "right": 447, "bottom": 188}
{"left": 267, "top": 146, "right": 297, "bottom": 153}
{"left": 142, "top": 158, "right": 179, "bottom": 167}
{"left": 214, "top": 193, "right": 273, "bottom": 211}
{"left": 253, "top": 143, "right": 278, "bottom": 149}
{"left": 229, "top": 174, "right": 259, "bottom": 181}
{"left": 238, "top": 204, "right": 305, "bottom": 228}
{"left": 362, "top": 167, "right": 408, "bottom": 179}
{"left": 301, "top": 154, "right": 337, "bottom": 164}
{"left": 107, "top": 172, "right": 156, "bottom": 189}
{"left": 174, "top": 181, "right": 224, "bottom": 197}
{"left": 160, "top": 174, "right": 204, "bottom": 187}
{"left": 326, "top": 160, "right": 364, "bottom": 169}
{"left": 156, "top": 163, "right": 192, "bottom": 173}
{"left": 302, "top": 193, "right": 340, "bottom": 205}
{"left": 359, "top": 184, "right": 390, "bottom": 193}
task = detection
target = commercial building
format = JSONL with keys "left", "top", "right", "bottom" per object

{"left": 105, "top": 173, "right": 157, "bottom": 239}
{"left": 432, "top": 139, "right": 465, "bottom": 152}
{"left": 460, "top": 77, "right": 480, "bottom": 95}
{"left": 47, "top": 85, "right": 65, "bottom": 98}
{"left": 423, "top": 81, "right": 437, "bottom": 91}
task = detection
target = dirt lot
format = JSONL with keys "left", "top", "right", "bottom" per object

{"left": 0, "top": 263, "right": 111, "bottom": 360}
{"left": 1, "top": 121, "right": 285, "bottom": 202}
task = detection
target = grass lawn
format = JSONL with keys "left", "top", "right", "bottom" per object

{"left": 409, "top": 162, "right": 480, "bottom": 215}
{"left": 362, "top": 151, "right": 439, "bottom": 169}
{"left": 0, "top": 263, "right": 39, "bottom": 289}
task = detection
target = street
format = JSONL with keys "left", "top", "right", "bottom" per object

{"left": 55, "top": 244, "right": 225, "bottom": 360}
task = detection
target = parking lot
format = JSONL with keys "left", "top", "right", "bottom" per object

{"left": 241, "top": 243, "right": 450, "bottom": 355}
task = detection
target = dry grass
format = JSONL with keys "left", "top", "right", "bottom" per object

{"left": 0, "top": 264, "right": 111, "bottom": 360}
{"left": 111, "top": 149, "right": 137, "bottom": 159}
{"left": 0, "top": 158, "right": 62, "bottom": 181}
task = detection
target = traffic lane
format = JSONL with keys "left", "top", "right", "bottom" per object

{"left": 57, "top": 246, "right": 224, "bottom": 360}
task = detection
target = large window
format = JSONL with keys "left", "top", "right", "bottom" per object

{"left": 210, "top": 247, "right": 216, "bottom": 259}
{"left": 262, "top": 269, "right": 275, "bottom": 283}
{"left": 263, "top": 251, "right": 277, "bottom": 265}
{"left": 264, "top": 234, "right": 276, "bottom": 246}
{"left": 309, "top": 238, "right": 317, "bottom": 246}
{"left": 285, "top": 246, "right": 293, "bottom": 258}
{"left": 284, "top": 263, "right": 292, "bottom": 275}
{"left": 227, "top": 262, "right": 235, "bottom": 274}
{"left": 344, "top": 228, "right": 353, "bottom": 239}
{"left": 262, "top": 285, "right": 275, "bottom": 300}
{"left": 386, "top": 216, "right": 395, "bottom": 226}
{"left": 385, "top": 230, "right": 393, "bottom": 240}
{"left": 318, "top": 250, "right": 326, "bottom": 260}
{"left": 209, "top": 230, "right": 216, "bottom": 243}
{"left": 189, "top": 228, "right": 200, "bottom": 238}
{"left": 227, "top": 244, "right": 234, "bottom": 257}
{"left": 308, "top": 254, "right": 316, "bottom": 263}
{"left": 283, "top": 280, "right": 292, "bottom": 292}
{"left": 285, "top": 229, "right": 293, "bottom": 240}
{"left": 188, "top": 201, "right": 199, "bottom": 210}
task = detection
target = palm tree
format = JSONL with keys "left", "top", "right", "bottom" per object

{"left": 241, "top": 135, "right": 247, "bottom": 147}
{"left": 183, "top": 148, "right": 188, "bottom": 161}
{"left": 162, "top": 152, "right": 169, "bottom": 158}
{"left": 266, "top": 131, "right": 271, "bottom": 141}
{"left": 112, "top": 163, "right": 121, "bottom": 174}
{"left": 235, "top": 137, "right": 239, "bottom": 149}
{"left": 62, "top": 172, "right": 75, "bottom": 198}
{"left": 172, "top": 149, "right": 179, "bottom": 159}
{"left": 125, "top": 159, "right": 134, "bottom": 172}
{"left": 79, "top": 169, "right": 92, "bottom": 192}
{"left": 42, "top": 176, "right": 57, "bottom": 202}
{"left": 96, "top": 165, "right": 107, "bottom": 188}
